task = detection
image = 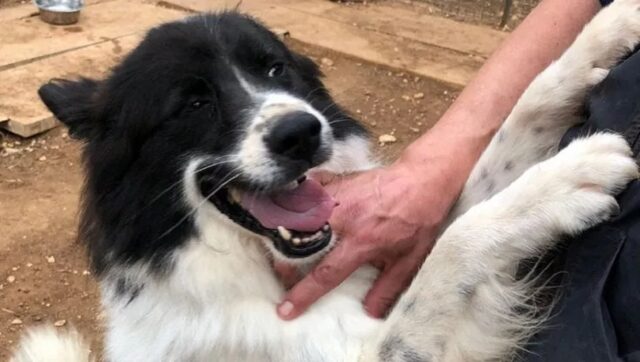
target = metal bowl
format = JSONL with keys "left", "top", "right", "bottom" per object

{"left": 34, "top": 0, "right": 84, "bottom": 25}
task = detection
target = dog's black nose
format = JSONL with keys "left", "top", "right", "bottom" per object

{"left": 266, "top": 112, "right": 322, "bottom": 163}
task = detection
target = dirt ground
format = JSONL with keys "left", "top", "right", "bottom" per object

{"left": 0, "top": 37, "right": 458, "bottom": 358}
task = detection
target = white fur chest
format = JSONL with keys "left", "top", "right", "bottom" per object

{"left": 101, "top": 212, "right": 381, "bottom": 362}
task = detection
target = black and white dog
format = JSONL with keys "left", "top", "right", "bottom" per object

{"left": 12, "top": 1, "right": 640, "bottom": 361}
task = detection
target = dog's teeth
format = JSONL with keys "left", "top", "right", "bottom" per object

{"left": 313, "top": 231, "right": 323, "bottom": 239}
{"left": 292, "top": 237, "right": 301, "bottom": 245}
{"left": 277, "top": 226, "right": 292, "bottom": 241}
{"left": 323, "top": 224, "right": 329, "bottom": 231}
{"left": 284, "top": 181, "right": 298, "bottom": 191}
{"left": 229, "top": 189, "right": 243, "bottom": 204}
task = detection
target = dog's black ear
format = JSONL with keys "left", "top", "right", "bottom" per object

{"left": 38, "top": 78, "right": 100, "bottom": 140}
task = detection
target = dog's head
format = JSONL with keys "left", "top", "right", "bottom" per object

{"left": 39, "top": 13, "right": 366, "bottom": 274}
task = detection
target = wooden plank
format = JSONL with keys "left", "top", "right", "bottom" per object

{"left": 0, "top": 35, "right": 142, "bottom": 137}
{"left": 166, "top": 0, "right": 505, "bottom": 58}
{"left": 0, "top": 0, "right": 187, "bottom": 137}
{"left": 277, "top": 1, "right": 507, "bottom": 59}
{"left": 0, "top": 3, "right": 39, "bottom": 23}
{"left": 0, "top": 0, "right": 113, "bottom": 23}
{"left": 0, "top": 0, "right": 185, "bottom": 70}
{"left": 170, "top": 0, "right": 482, "bottom": 87}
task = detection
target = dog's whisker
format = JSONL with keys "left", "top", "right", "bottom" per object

{"left": 303, "top": 87, "right": 325, "bottom": 102}
{"left": 328, "top": 119, "right": 353, "bottom": 126}
{"left": 157, "top": 171, "right": 242, "bottom": 240}
{"left": 318, "top": 101, "right": 340, "bottom": 115}
{"left": 122, "top": 157, "right": 236, "bottom": 226}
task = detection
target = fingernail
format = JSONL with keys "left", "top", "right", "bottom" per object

{"left": 278, "top": 301, "right": 294, "bottom": 317}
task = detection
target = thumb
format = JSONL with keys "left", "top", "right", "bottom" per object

{"left": 277, "top": 241, "right": 365, "bottom": 320}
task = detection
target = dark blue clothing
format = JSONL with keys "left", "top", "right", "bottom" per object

{"left": 601, "top": 0, "right": 613, "bottom": 6}
{"left": 525, "top": 43, "right": 640, "bottom": 362}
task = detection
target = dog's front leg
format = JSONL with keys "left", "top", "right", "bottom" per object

{"left": 360, "top": 133, "right": 638, "bottom": 362}
{"left": 453, "top": 0, "right": 640, "bottom": 218}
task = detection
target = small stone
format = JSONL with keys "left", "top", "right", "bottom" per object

{"left": 401, "top": 95, "right": 411, "bottom": 101}
{"left": 7, "top": 276, "right": 15, "bottom": 283}
{"left": 413, "top": 92, "right": 424, "bottom": 99}
{"left": 11, "top": 318, "right": 22, "bottom": 325}
{"left": 53, "top": 319, "right": 66, "bottom": 327}
{"left": 38, "top": 156, "right": 47, "bottom": 161}
{"left": 2, "top": 148, "right": 20, "bottom": 156}
{"left": 46, "top": 256, "right": 55, "bottom": 264}
{"left": 320, "top": 57, "right": 334, "bottom": 67}
{"left": 410, "top": 127, "right": 420, "bottom": 133}
{"left": 26, "top": 263, "right": 32, "bottom": 268}
{"left": 82, "top": 270, "right": 91, "bottom": 276}
{"left": 378, "top": 134, "right": 397, "bottom": 145}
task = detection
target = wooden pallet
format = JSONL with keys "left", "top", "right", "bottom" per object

{"left": 0, "top": 0, "right": 185, "bottom": 137}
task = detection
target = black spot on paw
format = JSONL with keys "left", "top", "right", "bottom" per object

{"left": 379, "top": 335, "right": 432, "bottom": 362}
{"left": 534, "top": 126, "right": 545, "bottom": 134}
{"left": 480, "top": 168, "right": 489, "bottom": 180}
{"left": 403, "top": 297, "right": 417, "bottom": 314}
{"left": 458, "top": 282, "right": 476, "bottom": 301}
{"left": 504, "top": 161, "right": 514, "bottom": 171}
{"left": 497, "top": 129, "right": 507, "bottom": 143}
{"left": 485, "top": 180, "right": 496, "bottom": 194}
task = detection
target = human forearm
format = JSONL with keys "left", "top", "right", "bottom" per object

{"left": 398, "top": 0, "right": 602, "bottom": 199}
{"left": 278, "top": 0, "right": 605, "bottom": 320}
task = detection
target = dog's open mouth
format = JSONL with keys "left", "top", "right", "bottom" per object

{"left": 203, "top": 176, "right": 336, "bottom": 258}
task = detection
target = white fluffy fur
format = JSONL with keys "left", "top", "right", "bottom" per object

{"left": 11, "top": 327, "right": 93, "bottom": 362}
{"left": 13, "top": 1, "right": 640, "bottom": 361}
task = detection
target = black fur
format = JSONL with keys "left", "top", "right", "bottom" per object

{"left": 38, "top": 12, "right": 366, "bottom": 276}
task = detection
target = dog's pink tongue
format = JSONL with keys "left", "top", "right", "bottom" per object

{"left": 240, "top": 179, "right": 336, "bottom": 232}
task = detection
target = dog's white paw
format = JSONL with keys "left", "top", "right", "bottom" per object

{"left": 569, "top": 0, "right": 640, "bottom": 70}
{"left": 517, "top": 133, "right": 638, "bottom": 235}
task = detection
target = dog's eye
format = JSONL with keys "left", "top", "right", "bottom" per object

{"left": 267, "top": 62, "right": 286, "bottom": 78}
{"left": 189, "top": 100, "right": 209, "bottom": 110}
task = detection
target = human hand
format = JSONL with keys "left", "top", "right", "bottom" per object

{"left": 276, "top": 159, "right": 458, "bottom": 320}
